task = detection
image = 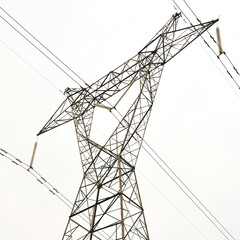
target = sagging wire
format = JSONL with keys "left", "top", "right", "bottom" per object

{"left": 197, "top": 37, "right": 240, "bottom": 100}
{"left": 0, "top": 147, "right": 120, "bottom": 240}
{"left": 100, "top": 53, "right": 236, "bottom": 240}
{"left": 1, "top": 3, "right": 239, "bottom": 93}
{"left": 143, "top": 2, "right": 239, "bottom": 239}
{"left": 91, "top": 117, "right": 210, "bottom": 240}
{"left": 136, "top": 168, "right": 210, "bottom": 240}
{"left": 0, "top": 38, "right": 64, "bottom": 94}
{"left": 90, "top": 102, "right": 235, "bottom": 240}
{"left": 169, "top": 0, "right": 240, "bottom": 89}
{"left": 0, "top": 7, "right": 88, "bottom": 89}
{"left": 183, "top": 0, "right": 239, "bottom": 77}
{"left": 0, "top": 147, "right": 73, "bottom": 209}
{"left": 109, "top": 106, "right": 236, "bottom": 240}
{"left": 142, "top": 140, "right": 236, "bottom": 240}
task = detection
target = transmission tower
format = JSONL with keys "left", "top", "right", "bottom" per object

{"left": 38, "top": 13, "right": 217, "bottom": 240}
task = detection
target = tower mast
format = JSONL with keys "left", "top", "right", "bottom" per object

{"left": 38, "top": 13, "right": 217, "bottom": 240}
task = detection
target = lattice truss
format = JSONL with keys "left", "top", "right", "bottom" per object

{"left": 38, "top": 13, "right": 217, "bottom": 240}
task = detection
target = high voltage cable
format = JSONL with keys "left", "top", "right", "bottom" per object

{"left": 0, "top": 38, "right": 64, "bottom": 94}
{"left": 141, "top": 141, "right": 236, "bottom": 240}
{"left": 0, "top": 138, "right": 211, "bottom": 240}
{"left": 0, "top": 7, "right": 87, "bottom": 88}
{"left": 168, "top": 0, "right": 240, "bottom": 100}
{"left": 152, "top": 2, "right": 238, "bottom": 239}
{"left": 0, "top": 7, "right": 87, "bottom": 85}
{"left": 90, "top": 108, "right": 232, "bottom": 240}
{"left": 110, "top": 107, "right": 236, "bottom": 240}
{"left": 0, "top": 147, "right": 73, "bottom": 208}
{"left": 136, "top": 168, "right": 210, "bottom": 240}
{"left": 147, "top": 1, "right": 239, "bottom": 237}
{"left": 1, "top": 4, "right": 239, "bottom": 91}
{"left": 0, "top": 139, "right": 212, "bottom": 240}
{"left": 0, "top": 147, "right": 114, "bottom": 240}
{"left": 1, "top": 4, "right": 239, "bottom": 90}
{"left": 0, "top": 125, "right": 234, "bottom": 240}
{"left": 183, "top": 0, "right": 240, "bottom": 77}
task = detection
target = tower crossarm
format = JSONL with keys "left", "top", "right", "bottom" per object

{"left": 38, "top": 13, "right": 218, "bottom": 137}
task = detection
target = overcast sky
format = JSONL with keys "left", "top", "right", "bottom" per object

{"left": 0, "top": 1, "right": 239, "bottom": 240}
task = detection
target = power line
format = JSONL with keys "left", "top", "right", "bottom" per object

{"left": 0, "top": 7, "right": 88, "bottom": 88}
{"left": 197, "top": 38, "right": 240, "bottom": 100}
{"left": 0, "top": 38, "right": 64, "bottom": 94}
{"left": 90, "top": 115, "right": 210, "bottom": 240}
{"left": 109, "top": 104, "right": 236, "bottom": 240}
{"left": 170, "top": 0, "right": 240, "bottom": 89}
{"left": 0, "top": 7, "right": 88, "bottom": 85}
{"left": 142, "top": 140, "right": 236, "bottom": 240}
{"left": 182, "top": 0, "right": 239, "bottom": 77}
{"left": 0, "top": 147, "right": 117, "bottom": 240}
{"left": 0, "top": 147, "right": 73, "bottom": 208}
{"left": 88, "top": 106, "right": 234, "bottom": 240}
{"left": 182, "top": 0, "right": 240, "bottom": 84}
{"left": 136, "top": 168, "right": 211, "bottom": 240}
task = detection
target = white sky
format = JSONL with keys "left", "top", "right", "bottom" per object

{"left": 0, "top": 0, "right": 239, "bottom": 239}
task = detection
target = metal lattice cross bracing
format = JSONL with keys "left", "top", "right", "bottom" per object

{"left": 38, "top": 13, "right": 217, "bottom": 240}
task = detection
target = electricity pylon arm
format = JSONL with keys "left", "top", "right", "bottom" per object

{"left": 38, "top": 13, "right": 218, "bottom": 136}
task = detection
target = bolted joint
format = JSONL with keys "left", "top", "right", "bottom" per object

{"left": 97, "top": 182, "right": 102, "bottom": 189}
{"left": 172, "top": 12, "right": 181, "bottom": 19}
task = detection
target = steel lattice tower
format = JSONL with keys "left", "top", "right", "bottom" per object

{"left": 38, "top": 13, "right": 217, "bottom": 240}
